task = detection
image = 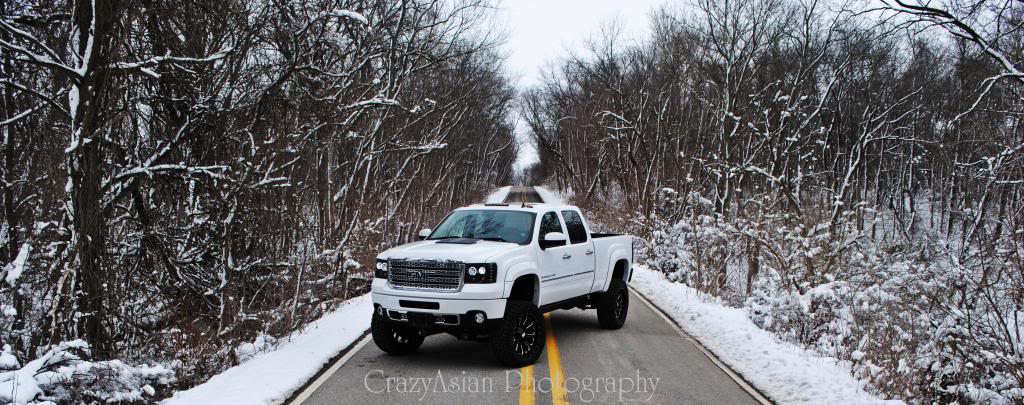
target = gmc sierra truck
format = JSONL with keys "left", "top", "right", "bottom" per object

{"left": 370, "top": 203, "right": 633, "bottom": 367}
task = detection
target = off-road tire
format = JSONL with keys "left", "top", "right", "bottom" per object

{"left": 371, "top": 311, "right": 424, "bottom": 355}
{"left": 596, "top": 279, "right": 629, "bottom": 329}
{"left": 490, "top": 301, "right": 545, "bottom": 367}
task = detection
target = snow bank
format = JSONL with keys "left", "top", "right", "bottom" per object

{"left": 485, "top": 186, "right": 511, "bottom": 203}
{"left": 164, "top": 295, "right": 372, "bottom": 405}
{"left": 630, "top": 266, "right": 899, "bottom": 405}
{"left": 534, "top": 186, "right": 567, "bottom": 204}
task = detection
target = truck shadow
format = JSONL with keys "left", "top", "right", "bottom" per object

{"left": 545, "top": 309, "right": 607, "bottom": 333}
{"left": 367, "top": 334, "right": 508, "bottom": 370}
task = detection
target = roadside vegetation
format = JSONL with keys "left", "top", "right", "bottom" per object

{"left": 524, "top": 0, "right": 1024, "bottom": 402}
{"left": 0, "top": 0, "right": 515, "bottom": 401}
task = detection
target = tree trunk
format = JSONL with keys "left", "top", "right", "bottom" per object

{"left": 68, "top": 0, "right": 121, "bottom": 358}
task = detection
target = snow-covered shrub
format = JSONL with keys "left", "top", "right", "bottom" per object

{"left": 647, "top": 219, "right": 692, "bottom": 283}
{"left": 745, "top": 276, "right": 808, "bottom": 338}
{"left": 745, "top": 272, "right": 858, "bottom": 356}
{"left": 687, "top": 214, "right": 740, "bottom": 295}
{"left": 0, "top": 340, "right": 174, "bottom": 404}
{"left": 646, "top": 190, "right": 744, "bottom": 296}
{"left": 233, "top": 334, "right": 277, "bottom": 363}
{"left": 744, "top": 230, "right": 1024, "bottom": 402}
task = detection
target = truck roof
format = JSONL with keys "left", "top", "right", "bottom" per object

{"left": 459, "top": 203, "right": 578, "bottom": 212}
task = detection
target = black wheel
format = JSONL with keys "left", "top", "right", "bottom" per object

{"left": 371, "top": 311, "right": 424, "bottom": 355}
{"left": 596, "top": 279, "right": 629, "bottom": 329}
{"left": 491, "top": 301, "right": 545, "bottom": 367}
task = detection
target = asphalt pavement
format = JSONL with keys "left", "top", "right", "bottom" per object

{"left": 297, "top": 290, "right": 760, "bottom": 404}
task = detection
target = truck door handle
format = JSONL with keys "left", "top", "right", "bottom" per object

{"left": 562, "top": 253, "right": 572, "bottom": 259}
{"left": 585, "top": 249, "right": 594, "bottom": 255}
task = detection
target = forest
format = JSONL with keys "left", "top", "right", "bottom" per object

{"left": 0, "top": 0, "right": 516, "bottom": 401}
{"left": 524, "top": 0, "right": 1023, "bottom": 402}
{"left": 1, "top": 0, "right": 1022, "bottom": 403}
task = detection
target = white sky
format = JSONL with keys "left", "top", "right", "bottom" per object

{"left": 498, "top": 0, "right": 669, "bottom": 172}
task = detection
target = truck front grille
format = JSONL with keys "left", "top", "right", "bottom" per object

{"left": 387, "top": 259, "right": 464, "bottom": 292}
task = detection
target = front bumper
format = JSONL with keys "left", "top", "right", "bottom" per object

{"left": 371, "top": 278, "right": 507, "bottom": 319}
{"left": 371, "top": 291, "right": 508, "bottom": 320}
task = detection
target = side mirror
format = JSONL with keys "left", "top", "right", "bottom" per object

{"left": 417, "top": 228, "right": 432, "bottom": 240}
{"left": 539, "top": 232, "right": 568, "bottom": 250}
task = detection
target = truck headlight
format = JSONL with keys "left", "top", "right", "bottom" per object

{"left": 464, "top": 263, "right": 496, "bottom": 284}
{"left": 374, "top": 259, "right": 388, "bottom": 278}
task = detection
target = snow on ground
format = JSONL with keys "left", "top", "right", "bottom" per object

{"left": 534, "top": 186, "right": 567, "bottom": 204}
{"left": 165, "top": 295, "right": 372, "bottom": 405}
{"left": 629, "top": 266, "right": 900, "bottom": 405}
{"left": 485, "top": 186, "right": 512, "bottom": 203}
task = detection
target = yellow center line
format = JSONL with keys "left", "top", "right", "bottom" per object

{"left": 518, "top": 365, "right": 535, "bottom": 405}
{"left": 544, "top": 313, "right": 570, "bottom": 405}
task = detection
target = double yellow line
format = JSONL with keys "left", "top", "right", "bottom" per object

{"left": 519, "top": 313, "right": 569, "bottom": 405}
{"left": 519, "top": 364, "right": 535, "bottom": 405}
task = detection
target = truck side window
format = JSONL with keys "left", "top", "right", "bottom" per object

{"left": 539, "top": 212, "right": 563, "bottom": 237}
{"left": 560, "top": 210, "right": 588, "bottom": 244}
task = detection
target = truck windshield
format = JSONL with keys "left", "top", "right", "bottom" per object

{"left": 428, "top": 210, "right": 535, "bottom": 245}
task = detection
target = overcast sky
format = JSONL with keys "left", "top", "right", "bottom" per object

{"left": 498, "top": 0, "right": 669, "bottom": 171}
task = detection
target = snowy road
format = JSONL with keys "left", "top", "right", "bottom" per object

{"left": 294, "top": 291, "right": 762, "bottom": 404}
{"left": 502, "top": 185, "right": 544, "bottom": 204}
{"left": 290, "top": 187, "right": 766, "bottom": 405}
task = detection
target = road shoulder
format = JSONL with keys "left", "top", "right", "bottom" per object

{"left": 628, "top": 287, "right": 772, "bottom": 404}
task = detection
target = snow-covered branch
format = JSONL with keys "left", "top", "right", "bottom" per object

{"left": 110, "top": 47, "right": 233, "bottom": 72}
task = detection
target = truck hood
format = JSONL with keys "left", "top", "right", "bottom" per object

{"left": 378, "top": 240, "right": 521, "bottom": 263}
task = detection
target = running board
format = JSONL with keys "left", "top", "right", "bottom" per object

{"left": 539, "top": 294, "right": 592, "bottom": 313}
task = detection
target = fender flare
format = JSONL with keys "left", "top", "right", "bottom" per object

{"left": 502, "top": 261, "right": 541, "bottom": 304}
{"left": 601, "top": 248, "right": 631, "bottom": 291}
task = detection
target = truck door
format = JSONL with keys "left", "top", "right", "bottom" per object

{"left": 560, "top": 209, "right": 596, "bottom": 297}
{"left": 536, "top": 210, "right": 576, "bottom": 305}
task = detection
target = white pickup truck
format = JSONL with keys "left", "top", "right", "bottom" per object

{"left": 370, "top": 203, "right": 634, "bottom": 366}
